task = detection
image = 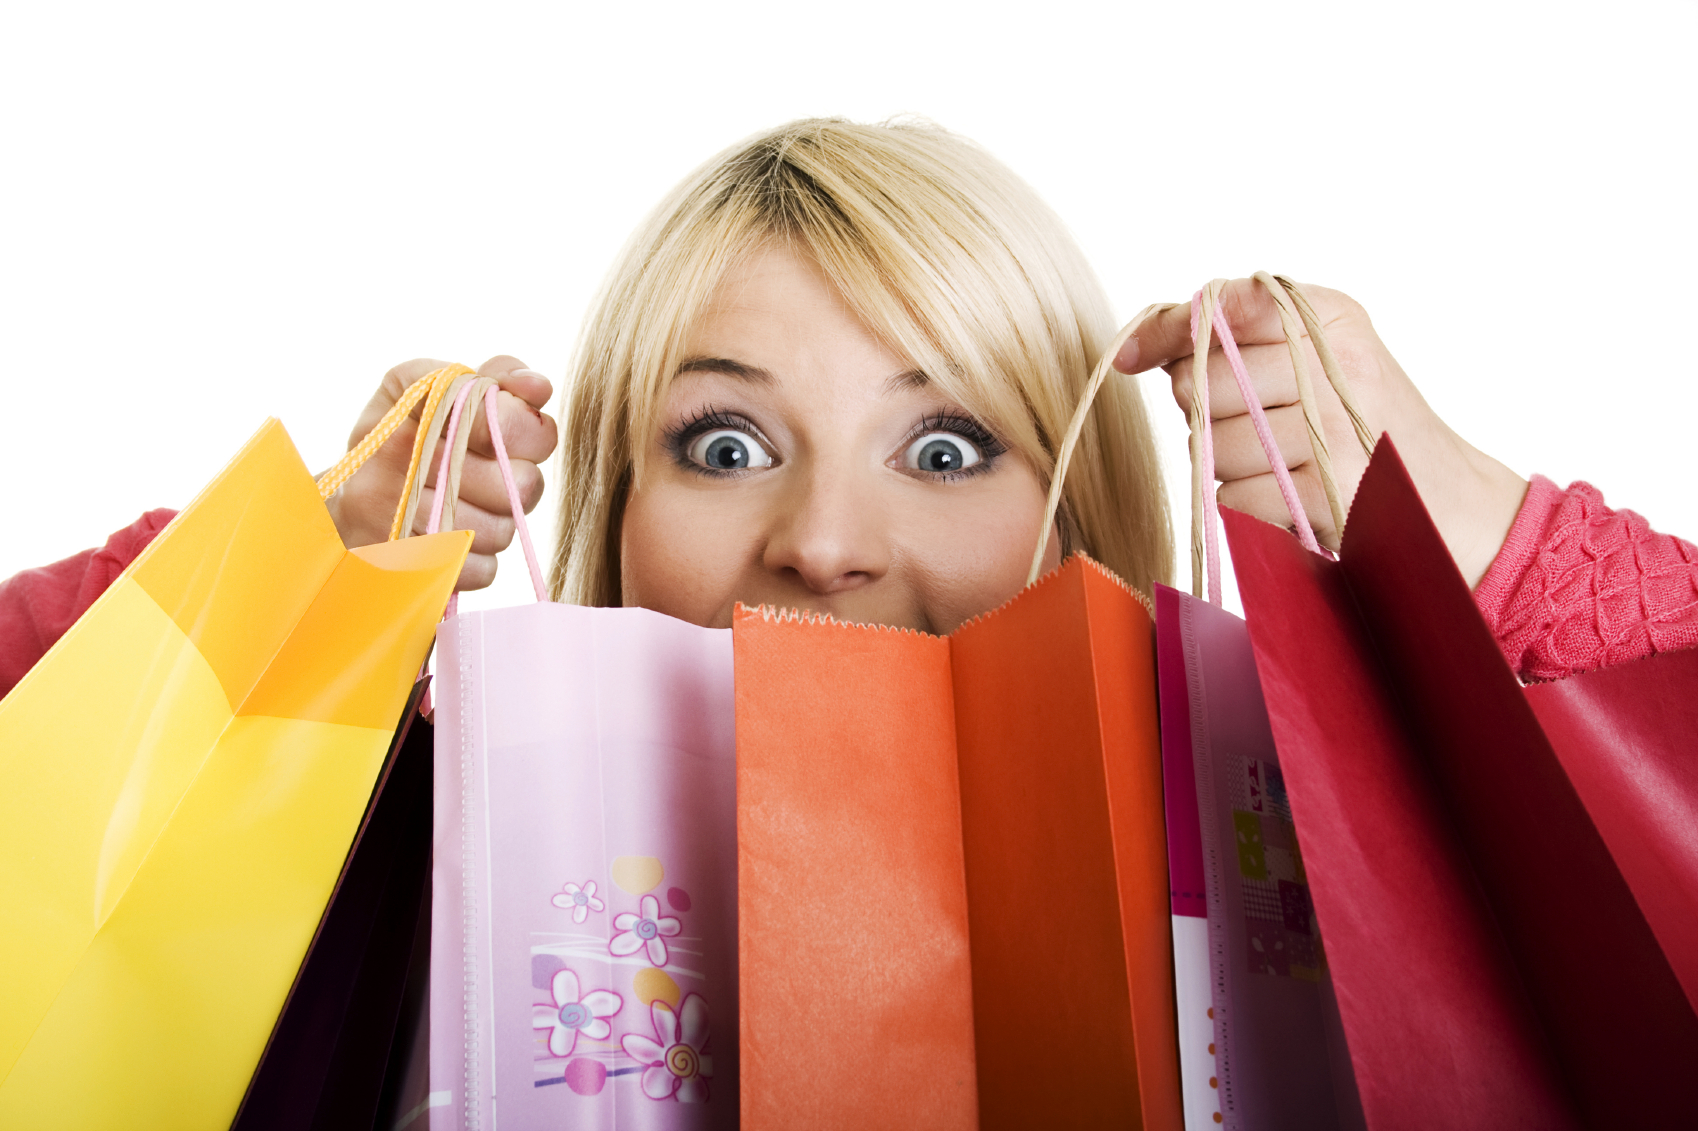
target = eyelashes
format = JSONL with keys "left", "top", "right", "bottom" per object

{"left": 663, "top": 404, "right": 1008, "bottom": 479}
{"left": 664, "top": 407, "right": 773, "bottom": 476}
{"left": 907, "top": 411, "right": 1008, "bottom": 463}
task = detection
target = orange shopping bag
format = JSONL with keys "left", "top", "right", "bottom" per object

{"left": 733, "top": 554, "right": 1179, "bottom": 1130}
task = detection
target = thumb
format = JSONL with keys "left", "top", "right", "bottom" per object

{"left": 476, "top": 355, "right": 554, "bottom": 413}
{"left": 1113, "top": 302, "right": 1190, "bottom": 375}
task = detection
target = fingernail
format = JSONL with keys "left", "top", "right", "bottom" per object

{"left": 511, "top": 368, "right": 549, "bottom": 380}
{"left": 1112, "top": 339, "right": 1139, "bottom": 374}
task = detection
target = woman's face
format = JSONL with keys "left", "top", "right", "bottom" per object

{"left": 620, "top": 246, "right": 1061, "bottom": 634}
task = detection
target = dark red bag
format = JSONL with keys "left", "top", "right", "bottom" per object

{"left": 1223, "top": 438, "right": 1698, "bottom": 1129}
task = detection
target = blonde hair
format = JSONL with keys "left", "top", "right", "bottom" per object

{"left": 550, "top": 117, "right": 1172, "bottom": 606}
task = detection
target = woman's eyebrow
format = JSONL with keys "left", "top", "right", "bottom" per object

{"left": 882, "top": 369, "right": 929, "bottom": 394}
{"left": 675, "top": 356, "right": 774, "bottom": 384}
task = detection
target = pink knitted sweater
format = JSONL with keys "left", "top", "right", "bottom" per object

{"left": 3, "top": 482, "right": 1696, "bottom": 698}
{"left": 1474, "top": 476, "right": 1698, "bottom": 681}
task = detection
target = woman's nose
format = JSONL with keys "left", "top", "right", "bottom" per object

{"left": 761, "top": 465, "right": 891, "bottom": 595}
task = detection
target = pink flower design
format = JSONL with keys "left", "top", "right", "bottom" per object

{"left": 551, "top": 880, "right": 606, "bottom": 924}
{"left": 620, "top": 994, "right": 712, "bottom": 1102}
{"left": 531, "top": 968, "right": 622, "bottom": 1058}
{"left": 609, "top": 893, "right": 681, "bottom": 966}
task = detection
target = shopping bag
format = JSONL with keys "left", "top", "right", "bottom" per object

{"left": 1153, "top": 585, "right": 1361, "bottom": 1131}
{"left": 1147, "top": 278, "right": 1366, "bottom": 1131}
{"left": 425, "top": 384, "right": 740, "bottom": 1131}
{"left": 1153, "top": 586, "right": 1216, "bottom": 1129}
{"left": 232, "top": 681, "right": 438, "bottom": 1131}
{"left": 233, "top": 365, "right": 505, "bottom": 1131}
{"left": 1521, "top": 647, "right": 1698, "bottom": 1001}
{"left": 0, "top": 398, "right": 469, "bottom": 1128}
{"left": 1224, "top": 442, "right": 1698, "bottom": 1130}
{"left": 733, "top": 552, "right": 1178, "bottom": 1130}
{"left": 1168, "top": 276, "right": 1698, "bottom": 1127}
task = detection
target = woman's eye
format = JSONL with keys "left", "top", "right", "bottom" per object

{"left": 686, "top": 428, "right": 773, "bottom": 471}
{"left": 902, "top": 431, "right": 983, "bottom": 474}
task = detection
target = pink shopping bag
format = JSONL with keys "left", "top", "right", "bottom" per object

{"left": 429, "top": 601, "right": 737, "bottom": 1129}
{"left": 409, "top": 385, "right": 740, "bottom": 1130}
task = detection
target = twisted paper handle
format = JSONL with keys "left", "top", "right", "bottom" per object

{"left": 1027, "top": 302, "right": 1171, "bottom": 584}
{"left": 1029, "top": 276, "right": 1375, "bottom": 602}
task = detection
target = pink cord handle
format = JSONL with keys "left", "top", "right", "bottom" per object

{"left": 1192, "top": 290, "right": 1323, "bottom": 604}
{"left": 427, "top": 380, "right": 551, "bottom": 611}
{"left": 482, "top": 386, "right": 548, "bottom": 603}
{"left": 1190, "top": 293, "right": 1224, "bottom": 608}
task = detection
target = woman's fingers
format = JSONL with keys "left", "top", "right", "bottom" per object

{"left": 1167, "top": 339, "right": 1314, "bottom": 418}
{"left": 1208, "top": 405, "right": 1347, "bottom": 548}
{"left": 327, "top": 353, "right": 559, "bottom": 593}
{"left": 424, "top": 450, "right": 546, "bottom": 517}
{"left": 1140, "top": 276, "right": 1529, "bottom": 585}
{"left": 1207, "top": 404, "right": 1314, "bottom": 482}
{"left": 479, "top": 355, "right": 553, "bottom": 411}
{"left": 463, "top": 387, "right": 559, "bottom": 464}
{"left": 1115, "top": 276, "right": 1362, "bottom": 373}
{"left": 410, "top": 489, "right": 516, "bottom": 556}
{"left": 1115, "top": 277, "right": 1314, "bottom": 375}
{"left": 1138, "top": 276, "right": 1372, "bottom": 552}
{"left": 453, "top": 550, "right": 501, "bottom": 592}
{"left": 449, "top": 356, "right": 559, "bottom": 465}
{"left": 1217, "top": 468, "right": 1343, "bottom": 549}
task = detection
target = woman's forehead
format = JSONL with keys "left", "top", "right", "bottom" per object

{"left": 644, "top": 240, "right": 1042, "bottom": 452}
{"left": 676, "top": 248, "right": 922, "bottom": 391}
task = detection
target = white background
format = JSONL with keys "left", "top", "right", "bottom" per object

{"left": 3, "top": 1, "right": 1693, "bottom": 615}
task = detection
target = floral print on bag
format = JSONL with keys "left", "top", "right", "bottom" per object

{"left": 530, "top": 856, "right": 722, "bottom": 1110}
{"left": 609, "top": 893, "right": 683, "bottom": 967}
{"left": 621, "top": 995, "right": 713, "bottom": 1103}
{"left": 532, "top": 968, "right": 623, "bottom": 1058}
{"left": 552, "top": 879, "right": 606, "bottom": 924}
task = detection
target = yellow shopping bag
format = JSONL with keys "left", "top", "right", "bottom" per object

{"left": 0, "top": 391, "right": 471, "bottom": 1128}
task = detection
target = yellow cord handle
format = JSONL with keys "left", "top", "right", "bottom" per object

{"left": 313, "top": 364, "right": 477, "bottom": 540}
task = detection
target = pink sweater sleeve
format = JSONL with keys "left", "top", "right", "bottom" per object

{"left": 1474, "top": 476, "right": 1698, "bottom": 680}
{"left": 0, "top": 509, "right": 177, "bottom": 700}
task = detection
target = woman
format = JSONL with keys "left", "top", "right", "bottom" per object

{"left": 2, "top": 117, "right": 1692, "bottom": 689}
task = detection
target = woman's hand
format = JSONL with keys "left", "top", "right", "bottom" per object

{"left": 1114, "top": 279, "right": 1526, "bottom": 588}
{"left": 326, "top": 355, "right": 559, "bottom": 591}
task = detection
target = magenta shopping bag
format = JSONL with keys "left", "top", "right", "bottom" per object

{"left": 1154, "top": 587, "right": 1360, "bottom": 1131}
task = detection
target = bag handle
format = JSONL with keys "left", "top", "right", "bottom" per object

{"left": 314, "top": 366, "right": 548, "bottom": 610}
{"left": 1027, "top": 302, "right": 1172, "bottom": 584}
{"left": 1028, "top": 275, "right": 1374, "bottom": 604}
{"left": 394, "top": 370, "right": 486, "bottom": 539}
{"left": 1190, "top": 277, "right": 1376, "bottom": 602}
{"left": 426, "top": 380, "right": 549, "bottom": 605}
{"left": 312, "top": 363, "right": 478, "bottom": 540}
{"left": 417, "top": 375, "right": 499, "bottom": 540}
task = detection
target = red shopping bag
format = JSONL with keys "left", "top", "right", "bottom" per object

{"left": 733, "top": 555, "right": 1180, "bottom": 1131}
{"left": 1222, "top": 438, "right": 1698, "bottom": 1129}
